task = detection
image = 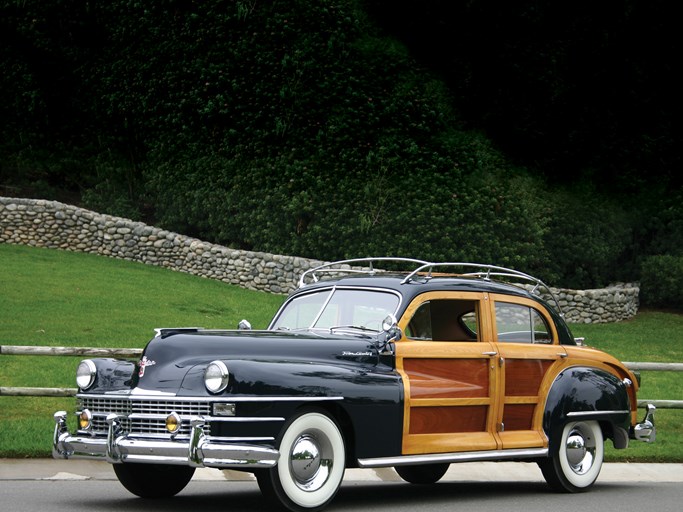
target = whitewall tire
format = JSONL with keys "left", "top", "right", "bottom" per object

{"left": 539, "top": 420, "right": 604, "bottom": 492}
{"left": 257, "top": 410, "right": 346, "bottom": 512}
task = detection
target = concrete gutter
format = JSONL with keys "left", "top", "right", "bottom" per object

{"left": 1, "top": 459, "right": 682, "bottom": 483}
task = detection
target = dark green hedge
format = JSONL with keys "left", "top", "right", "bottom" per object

{"left": 640, "top": 256, "right": 683, "bottom": 310}
{"left": 1, "top": 0, "right": 680, "bottom": 301}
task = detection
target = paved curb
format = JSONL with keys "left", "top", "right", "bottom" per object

{"left": 2, "top": 459, "right": 682, "bottom": 483}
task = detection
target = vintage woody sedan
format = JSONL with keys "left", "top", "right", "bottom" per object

{"left": 53, "top": 258, "right": 655, "bottom": 511}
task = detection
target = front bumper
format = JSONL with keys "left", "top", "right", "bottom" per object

{"left": 631, "top": 403, "right": 656, "bottom": 443}
{"left": 52, "top": 411, "right": 279, "bottom": 468}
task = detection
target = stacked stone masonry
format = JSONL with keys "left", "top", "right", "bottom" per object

{"left": 1, "top": 197, "right": 639, "bottom": 323}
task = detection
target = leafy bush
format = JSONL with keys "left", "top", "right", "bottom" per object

{"left": 2, "top": 0, "right": 680, "bottom": 291}
{"left": 540, "top": 187, "right": 633, "bottom": 288}
{"left": 640, "top": 255, "right": 683, "bottom": 310}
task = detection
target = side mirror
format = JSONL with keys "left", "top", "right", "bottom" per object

{"left": 380, "top": 314, "right": 402, "bottom": 343}
{"left": 238, "top": 319, "right": 252, "bottom": 330}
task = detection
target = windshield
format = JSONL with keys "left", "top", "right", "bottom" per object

{"left": 270, "top": 288, "right": 400, "bottom": 332}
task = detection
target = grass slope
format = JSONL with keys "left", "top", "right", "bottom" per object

{"left": 0, "top": 244, "right": 283, "bottom": 456}
{"left": 0, "top": 244, "right": 680, "bottom": 461}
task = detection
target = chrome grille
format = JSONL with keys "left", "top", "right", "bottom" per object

{"left": 132, "top": 400, "right": 211, "bottom": 417}
{"left": 78, "top": 396, "right": 211, "bottom": 437}
{"left": 80, "top": 396, "right": 132, "bottom": 415}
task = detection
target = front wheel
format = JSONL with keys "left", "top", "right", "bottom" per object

{"left": 395, "top": 463, "right": 449, "bottom": 484}
{"left": 113, "top": 463, "right": 195, "bottom": 498}
{"left": 257, "top": 410, "right": 346, "bottom": 512}
{"left": 539, "top": 420, "right": 604, "bottom": 493}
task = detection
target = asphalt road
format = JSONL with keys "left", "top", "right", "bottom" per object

{"left": 2, "top": 460, "right": 682, "bottom": 512}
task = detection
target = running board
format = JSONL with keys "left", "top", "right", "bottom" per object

{"left": 357, "top": 447, "right": 548, "bottom": 468}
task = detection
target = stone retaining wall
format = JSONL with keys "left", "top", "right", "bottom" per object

{"left": 0, "top": 196, "right": 639, "bottom": 323}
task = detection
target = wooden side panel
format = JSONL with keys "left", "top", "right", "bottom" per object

{"left": 497, "top": 430, "right": 546, "bottom": 449}
{"left": 504, "top": 359, "right": 552, "bottom": 396}
{"left": 403, "top": 432, "right": 499, "bottom": 454}
{"left": 502, "top": 404, "right": 535, "bottom": 430}
{"left": 410, "top": 405, "right": 488, "bottom": 434}
{"left": 404, "top": 358, "right": 489, "bottom": 399}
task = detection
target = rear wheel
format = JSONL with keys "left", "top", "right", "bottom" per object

{"left": 113, "top": 463, "right": 195, "bottom": 498}
{"left": 539, "top": 420, "right": 604, "bottom": 493}
{"left": 257, "top": 410, "right": 345, "bottom": 512}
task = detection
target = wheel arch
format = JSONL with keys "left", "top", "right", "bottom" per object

{"left": 289, "top": 401, "right": 358, "bottom": 469}
{"left": 543, "top": 366, "right": 632, "bottom": 450}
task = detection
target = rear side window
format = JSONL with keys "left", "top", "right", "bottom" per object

{"left": 406, "top": 299, "right": 479, "bottom": 342}
{"left": 494, "top": 302, "right": 552, "bottom": 344}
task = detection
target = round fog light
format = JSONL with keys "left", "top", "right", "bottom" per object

{"left": 79, "top": 409, "right": 92, "bottom": 430}
{"left": 166, "top": 412, "right": 181, "bottom": 434}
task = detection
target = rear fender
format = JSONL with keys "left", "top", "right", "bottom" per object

{"left": 543, "top": 366, "right": 631, "bottom": 450}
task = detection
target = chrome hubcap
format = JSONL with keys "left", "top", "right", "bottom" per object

{"left": 565, "top": 425, "right": 595, "bottom": 475}
{"left": 289, "top": 433, "right": 332, "bottom": 491}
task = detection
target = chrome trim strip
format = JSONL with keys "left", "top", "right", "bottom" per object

{"left": 358, "top": 448, "right": 548, "bottom": 468}
{"left": 129, "top": 388, "right": 176, "bottom": 396}
{"left": 209, "top": 417, "right": 285, "bottom": 422}
{"left": 208, "top": 436, "right": 275, "bottom": 442}
{"left": 223, "top": 396, "right": 345, "bottom": 403}
{"left": 129, "top": 413, "right": 171, "bottom": 420}
{"left": 106, "top": 413, "right": 284, "bottom": 423}
{"left": 94, "top": 433, "right": 277, "bottom": 443}
{"left": 128, "top": 433, "right": 191, "bottom": 440}
{"left": 79, "top": 394, "right": 344, "bottom": 403}
{"left": 566, "top": 410, "right": 629, "bottom": 417}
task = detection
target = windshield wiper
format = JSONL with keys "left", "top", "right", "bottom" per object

{"left": 328, "top": 325, "right": 380, "bottom": 334}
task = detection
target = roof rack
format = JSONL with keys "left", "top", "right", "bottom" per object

{"left": 298, "top": 257, "right": 429, "bottom": 287}
{"left": 299, "top": 258, "right": 563, "bottom": 315}
{"left": 403, "top": 262, "right": 562, "bottom": 314}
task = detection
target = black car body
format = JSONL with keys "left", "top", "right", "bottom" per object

{"left": 53, "top": 258, "right": 656, "bottom": 511}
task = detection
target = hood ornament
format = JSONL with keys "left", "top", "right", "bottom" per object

{"left": 138, "top": 356, "right": 157, "bottom": 377}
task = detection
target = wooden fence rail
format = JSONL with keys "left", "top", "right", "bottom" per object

{"left": 0, "top": 345, "right": 143, "bottom": 358}
{"left": 1, "top": 345, "right": 681, "bottom": 409}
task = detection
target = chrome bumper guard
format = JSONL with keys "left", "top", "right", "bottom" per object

{"left": 52, "top": 411, "right": 279, "bottom": 468}
{"left": 631, "top": 403, "right": 656, "bottom": 443}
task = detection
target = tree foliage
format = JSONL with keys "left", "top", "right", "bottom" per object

{"left": 0, "top": 0, "right": 680, "bottom": 299}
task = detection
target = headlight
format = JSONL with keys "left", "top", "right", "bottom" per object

{"left": 204, "top": 360, "right": 230, "bottom": 393}
{"left": 76, "top": 360, "right": 97, "bottom": 390}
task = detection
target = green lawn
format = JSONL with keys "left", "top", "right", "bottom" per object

{"left": 0, "top": 243, "right": 284, "bottom": 456}
{"left": 0, "top": 243, "right": 681, "bottom": 461}
{"left": 570, "top": 314, "right": 683, "bottom": 462}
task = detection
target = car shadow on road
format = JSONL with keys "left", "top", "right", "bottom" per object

{"left": 71, "top": 479, "right": 632, "bottom": 512}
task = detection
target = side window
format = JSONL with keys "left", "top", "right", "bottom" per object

{"left": 495, "top": 302, "right": 552, "bottom": 344}
{"left": 406, "top": 299, "right": 479, "bottom": 342}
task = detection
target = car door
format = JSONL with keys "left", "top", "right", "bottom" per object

{"left": 395, "top": 291, "right": 501, "bottom": 455}
{"left": 489, "top": 294, "right": 568, "bottom": 449}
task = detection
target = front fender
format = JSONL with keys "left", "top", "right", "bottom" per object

{"left": 179, "top": 359, "right": 404, "bottom": 460}
{"left": 543, "top": 366, "right": 631, "bottom": 449}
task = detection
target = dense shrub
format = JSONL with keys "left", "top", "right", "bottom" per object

{"left": 1, "top": 0, "right": 680, "bottom": 291}
{"left": 541, "top": 188, "right": 633, "bottom": 288}
{"left": 640, "top": 256, "right": 683, "bottom": 310}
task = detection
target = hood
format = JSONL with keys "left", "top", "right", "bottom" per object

{"left": 132, "top": 329, "right": 384, "bottom": 394}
